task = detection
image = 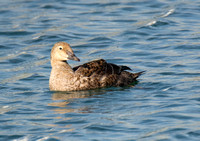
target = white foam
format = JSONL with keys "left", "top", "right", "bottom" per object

{"left": 37, "top": 136, "right": 49, "bottom": 141}
{"left": 162, "top": 87, "right": 171, "bottom": 91}
{"left": 146, "top": 20, "right": 157, "bottom": 26}
{"left": 3, "top": 105, "right": 9, "bottom": 108}
{"left": 13, "top": 136, "right": 29, "bottom": 141}
{"left": 161, "top": 9, "right": 175, "bottom": 17}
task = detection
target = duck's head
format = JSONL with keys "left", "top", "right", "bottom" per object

{"left": 51, "top": 42, "right": 80, "bottom": 62}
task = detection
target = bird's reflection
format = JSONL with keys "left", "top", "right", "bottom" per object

{"left": 47, "top": 87, "right": 134, "bottom": 134}
{"left": 48, "top": 89, "right": 109, "bottom": 114}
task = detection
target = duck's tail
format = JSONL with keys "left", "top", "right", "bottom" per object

{"left": 132, "top": 71, "right": 145, "bottom": 79}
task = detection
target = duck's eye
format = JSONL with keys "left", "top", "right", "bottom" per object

{"left": 59, "top": 47, "right": 63, "bottom": 50}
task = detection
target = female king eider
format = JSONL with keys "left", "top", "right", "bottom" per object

{"left": 49, "top": 42, "right": 144, "bottom": 91}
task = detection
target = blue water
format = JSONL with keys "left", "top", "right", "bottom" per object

{"left": 0, "top": 0, "right": 200, "bottom": 140}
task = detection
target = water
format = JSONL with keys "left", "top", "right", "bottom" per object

{"left": 0, "top": 0, "right": 200, "bottom": 140}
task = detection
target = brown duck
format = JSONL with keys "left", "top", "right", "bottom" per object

{"left": 49, "top": 42, "right": 144, "bottom": 91}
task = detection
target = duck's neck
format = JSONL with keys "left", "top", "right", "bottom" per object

{"left": 51, "top": 60, "right": 74, "bottom": 73}
{"left": 50, "top": 60, "right": 75, "bottom": 91}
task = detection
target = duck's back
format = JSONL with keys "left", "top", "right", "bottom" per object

{"left": 73, "top": 59, "right": 143, "bottom": 88}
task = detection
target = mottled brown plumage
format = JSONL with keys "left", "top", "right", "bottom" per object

{"left": 49, "top": 42, "right": 144, "bottom": 91}
{"left": 73, "top": 59, "right": 132, "bottom": 76}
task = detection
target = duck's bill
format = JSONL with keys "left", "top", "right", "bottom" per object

{"left": 67, "top": 51, "right": 80, "bottom": 61}
{"left": 71, "top": 55, "right": 80, "bottom": 61}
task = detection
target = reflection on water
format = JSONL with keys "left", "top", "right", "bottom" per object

{"left": 46, "top": 90, "right": 110, "bottom": 135}
{"left": 49, "top": 89, "right": 111, "bottom": 114}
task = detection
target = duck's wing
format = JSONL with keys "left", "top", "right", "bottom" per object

{"left": 73, "top": 59, "right": 132, "bottom": 77}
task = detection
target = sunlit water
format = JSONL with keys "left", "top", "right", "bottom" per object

{"left": 0, "top": 0, "right": 200, "bottom": 140}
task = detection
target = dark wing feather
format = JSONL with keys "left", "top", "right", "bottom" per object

{"left": 73, "top": 59, "right": 132, "bottom": 77}
{"left": 73, "top": 59, "right": 106, "bottom": 77}
{"left": 108, "top": 63, "right": 132, "bottom": 74}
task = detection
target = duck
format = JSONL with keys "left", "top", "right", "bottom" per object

{"left": 49, "top": 42, "right": 144, "bottom": 91}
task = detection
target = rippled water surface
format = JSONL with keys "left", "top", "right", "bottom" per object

{"left": 0, "top": 0, "right": 200, "bottom": 140}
